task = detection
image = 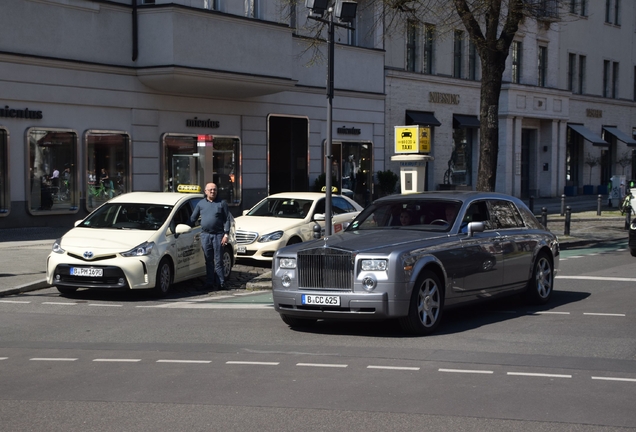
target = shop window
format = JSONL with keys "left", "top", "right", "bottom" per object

{"left": 446, "top": 128, "right": 473, "bottom": 187}
{"left": 331, "top": 141, "right": 373, "bottom": 206}
{"left": 85, "top": 131, "right": 130, "bottom": 211}
{"left": 0, "top": 128, "right": 8, "bottom": 215}
{"left": 162, "top": 134, "right": 241, "bottom": 206}
{"left": 27, "top": 128, "right": 78, "bottom": 214}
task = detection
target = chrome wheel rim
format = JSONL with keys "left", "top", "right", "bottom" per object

{"left": 535, "top": 257, "right": 553, "bottom": 299}
{"left": 417, "top": 278, "right": 440, "bottom": 328}
{"left": 159, "top": 263, "right": 171, "bottom": 293}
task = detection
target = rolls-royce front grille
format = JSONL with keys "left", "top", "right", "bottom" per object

{"left": 236, "top": 230, "right": 258, "bottom": 244}
{"left": 297, "top": 247, "right": 354, "bottom": 290}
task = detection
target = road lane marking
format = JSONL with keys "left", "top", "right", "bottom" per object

{"left": 507, "top": 372, "right": 571, "bottom": 378}
{"left": 156, "top": 360, "right": 211, "bottom": 364}
{"left": 93, "top": 359, "right": 141, "bottom": 362}
{"left": 30, "top": 358, "right": 77, "bottom": 361}
{"left": 368, "top": 365, "right": 420, "bottom": 371}
{"left": 557, "top": 275, "right": 636, "bottom": 282}
{"left": 531, "top": 311, "right": 570, "bottom": 315}
{"left": 583, "top": 313, "right": 626, "bottom": 317}
{"left": 592, "top": 376, "right": 636, "bottom": 382}
{"left": 226, "top": 361, "right": 279, "bottom": 366}
{"left": 0, "top": 357, "right": 7, "bottom": 360}
{"left": 0, "top": 300, "right": 30, "bottom": 304}
{"left": 88, "top": 303, "right": 122, "bottom": 307}
{"left": 439, "top": 368, "right": 494, "bottom": 374}
{"left": 296, "top": 363, "right": 348, "bottom": 368}
{"left": 42, "top": 302, "right": 77, "bottom": 305}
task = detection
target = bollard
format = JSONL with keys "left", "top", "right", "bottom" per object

{"left": 560, "top": 194, "right": 565, "bottom": 216}
{"left": 564, "top": 206, "right": 571, "bottom": 236}
{"left": 313, "top": 223, "right": 322, "bottom": 239}
{"left": 597, "top": 194, "right": 602, "bottom": 216}
{"left": 529, "top": 196, "right": 534, "bottom": 214}
{"left": 541, "top": 207, "right": 548, "bottom": 229}
{"left": 625, "top": 205, "right": 632, "bottom": 230}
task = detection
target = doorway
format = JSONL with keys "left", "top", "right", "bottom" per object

{"left": 520, "top": 129, "right": 534, "bottom": 199}
{"left": 268, "top": 116, "right": 308, "bottom": 194}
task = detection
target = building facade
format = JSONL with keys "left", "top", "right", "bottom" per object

{"left": 384, "top": 0, "right": 636, "bottom": 200}
{"left": 0, "top": 0, "right": 384, "bottom": 228}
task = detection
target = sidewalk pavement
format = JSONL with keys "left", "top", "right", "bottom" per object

{"left": 0, "top": 193, "right": 629, "bottom": 297}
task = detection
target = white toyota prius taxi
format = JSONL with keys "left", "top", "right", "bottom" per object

{"left": 46, "top": 190, "right": 235, "bottom": 296}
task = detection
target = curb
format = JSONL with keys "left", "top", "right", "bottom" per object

{"left": 246, "top": 272, "right": 272, "bottom": 291}
{"left": 1, "top": 279, "right": 50, "bottom": 297}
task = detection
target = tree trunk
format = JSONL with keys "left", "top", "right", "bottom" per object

{"left": 476, "top": 50, "right": 506, "bottom": 192}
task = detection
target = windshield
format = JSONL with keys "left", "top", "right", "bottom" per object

{"left": 78, "top": 203, "right": 174, "bottom": 230}
{"left": 347, "top": 199, "right": 462, "bottom": 233}
{"left": 246, "top": 198, "right": 314, "bottom": 219}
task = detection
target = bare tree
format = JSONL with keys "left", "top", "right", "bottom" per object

{"left": 617, "top": 150, "right": 632, "bottom": 176}
{"left": 584, "top": 152, "right": 600, "bottom": 185}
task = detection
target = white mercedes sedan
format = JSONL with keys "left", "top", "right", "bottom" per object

{"left": 234, "top": 192, "right": 363, "bottom": 262}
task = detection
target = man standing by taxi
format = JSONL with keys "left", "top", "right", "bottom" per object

{"left": 190, "top": 182, "right": 231, "bottom": 291}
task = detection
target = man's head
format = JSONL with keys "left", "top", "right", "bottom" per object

{"left": 205, "top": 183, "right": 218, "bottom": 201}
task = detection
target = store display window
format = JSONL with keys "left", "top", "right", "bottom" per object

{"left": 162, "top": 134, "right": 241, "bottom": 205}
{"left": 85, "top": 131, "right": 130, "bottom": 211}
{"left": 26, "top": 128, "right": 78, "bottom": 214}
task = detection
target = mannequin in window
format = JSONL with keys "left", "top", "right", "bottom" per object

{"left": 342, "top": 155, "right": 357, "bottom": 191}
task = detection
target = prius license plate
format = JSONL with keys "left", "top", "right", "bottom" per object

{"left": 70, "top": 267, "right": 103, "bottom": 277}
{"left": 301, "top": 294, "right": 340, "bottom": 306}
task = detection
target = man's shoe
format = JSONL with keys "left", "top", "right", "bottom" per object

{"left": 219, "top": 283, "right": 229, "bottom": 290}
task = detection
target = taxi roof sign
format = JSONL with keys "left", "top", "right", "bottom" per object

{"left": 321, "top": 186, "right": 340, "bottom": 193}
{"left": 177, "top": 184, "right": 202, "bottom": 193}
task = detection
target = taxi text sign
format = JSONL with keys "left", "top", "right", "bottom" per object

{"left": 395, "top": 126, "right": 431, "bottom": 154}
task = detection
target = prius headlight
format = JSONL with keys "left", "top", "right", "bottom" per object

{"left": 259, "top": 231, "right": 284, "bottom": 243}
{"left": 121, "top": 241, "right": 155, "bottom": 257}
{"left": 51, "top": 238, "right": 65, "bottom": 254}
{"left": 361, "top": 259, "right": 387, "bottom": 271}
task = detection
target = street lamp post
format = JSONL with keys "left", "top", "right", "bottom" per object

{"left": 306, "top": 0, "right": 357, "bottom": 236}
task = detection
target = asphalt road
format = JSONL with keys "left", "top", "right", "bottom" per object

{"left": 1, "top": 240, "right": 635, "bottom": 431}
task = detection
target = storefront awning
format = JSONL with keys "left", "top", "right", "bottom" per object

{"left": 406, "top": 110, "right": 441, "bottom": 126}
{"left": 602, "top": 126, "right": 636, "bottom": 146}
{"left": 453, "top": 114, "right": 480, "bottom": 129}
{"left": 567, "top": 124, "right": 608, "bottom": 147}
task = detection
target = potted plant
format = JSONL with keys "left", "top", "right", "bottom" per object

{"left": 583, "top": 153, "right": 600, "bottom": 195}
{"left": 375, "top": 169, "right": 399, "bottom": 197}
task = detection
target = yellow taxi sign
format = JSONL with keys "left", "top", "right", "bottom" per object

{"left": 177, "top": 184, "right": 201, "bottom": 193}
{"left": 395, "top": 125, "right": 431, "bottom": 154}
{"left": 321, "top": 186, "right": 339, "bottom": 193}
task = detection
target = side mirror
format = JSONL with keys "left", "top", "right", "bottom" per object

{"left": 174, "top": 223, "right": 192, "bottom": 239}
{"left": 313, "top": 213, "right": 326, "bottom": 221}
{"left": 467, "top": 221, "right": 485, "bottom": 237}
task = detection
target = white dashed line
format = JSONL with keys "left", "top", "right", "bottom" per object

{"left": 93, "top": 359, "right": 141, "bottom": 362}
{"left": 583, "top": 312, "right": 626, "bottom": 317}
{"left": 296, "top": 363, "right": 348, "bottom": 368}
{"left": 42, "top": 302, "right": 77, "bottom": 306}
{"left": 368, "top": 365, "right": 420, "bottom": 371}
{"left": 507, "top": 372, "right": 571, "bottom": 378}
{"left": 592, "top": 376, "right": 636, "bottom": 383}
{"left": 0, "top": 357, "right": 8, "bottom": 360}
{"left": 156, "top": 360, "right": 211, "bottom": 364}
{"left": 439, "top": 368, "right": 494, "bottom": 374}
{"left": 0, "top": 300, "right": 30, "bottom": 304}
{"left": 226, "top": 361, "right": 279, "bottom": 366}
{"left": 29, "top": 358, "right": 77, "bottom": 361}
{"left": 532, "top": 311, "right": 570, "bottom": 315}
{"left": 88, "top": 303, "right": 122, "bottom": 307}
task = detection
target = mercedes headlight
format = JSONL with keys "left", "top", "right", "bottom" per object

{"left": 121, "top": 241, "right": 155, "bottom": 257}
{"left": 258, "top": 231, "right": 284, "bottom": 243}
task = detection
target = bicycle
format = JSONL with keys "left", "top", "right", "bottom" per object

{"left": 619, "top": 191, "right": 633, "bottom": 215}
{"left": 88, "top": 181, "right": 111, "bottom": 201}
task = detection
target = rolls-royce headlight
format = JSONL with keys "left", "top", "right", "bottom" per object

{"left": 121, "top": 241, "right": 155, "bottom": 257}
{"left": 279, "top": 257, "right": 296, "bottom": 269}
{"left": 259, "top": 231, "right": 284, "bottom": 243}
{"left": 282, "top": 273, "right": 292, "bottom": 287}
{"left": 631, "top": 220, "right": 636, "bottom": 230}
{"left": 361, "top": 259, "right": 387, "bottom": 271}
{"left": 51, "top": 238, "right": 65, "bottom": 254}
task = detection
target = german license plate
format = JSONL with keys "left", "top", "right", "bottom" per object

{"left": 237, "top": 246, "right": 247, "bottom": 254}
{"left": 301, "top": 294, "right": 340, "bottom": 306}
{"left": 70, "top": 267, "right": 103, "bottom": 277}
